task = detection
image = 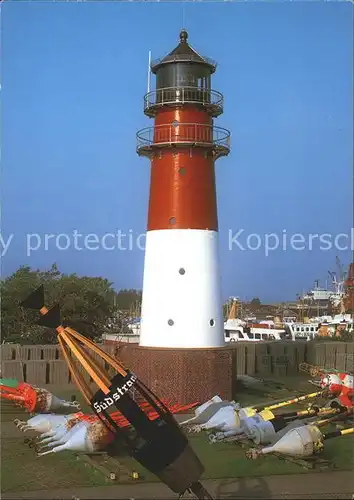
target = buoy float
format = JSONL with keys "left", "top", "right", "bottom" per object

{"left": 1, "top": 379, "right": 81, "bottom": 413}
{"left": 37, "top": 420, "right": 115, "bottom": 456}
{"left": 247, "top": 424, "right": 354, "bottom": 459}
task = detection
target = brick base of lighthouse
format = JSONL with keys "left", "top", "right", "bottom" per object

{"left": 110, "top": 343, "right": 234, "bottom": 404}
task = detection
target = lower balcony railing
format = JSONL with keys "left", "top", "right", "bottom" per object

{"left": 136, "top": 123, "right": 230, "bottom": 158}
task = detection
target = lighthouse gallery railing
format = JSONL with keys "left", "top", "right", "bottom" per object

{"left": 144, "top": 87, "right": 223, "bottom": 116}
{"left": 136, "top": 123, "right": 230, "bottom": 154}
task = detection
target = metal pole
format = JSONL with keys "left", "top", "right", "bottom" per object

{"left": 147, "top": 51, "right": 152, "bottom": 94}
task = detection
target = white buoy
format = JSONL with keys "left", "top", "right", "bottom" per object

{"left": 38, "top": 415, "right": 84, "bottom": 445}
{"left": 16, "top": 414, "right": 81, "bottom": 433}
{"left": 38, "top": 421, "right": 90, "bottom": 450}
{"left": 195, "top": 395, "right": 222, "bottom": 417}
{"left": 37, "top": 420, "right": 114, "bottom": 456}
{"left": 37, "top": 389, "right": 80, "bottom": 412}
{"left": 247, "top": 417, "right": 289, "bottom": 445}
{"left": 237, "top": 407, "right": 257, "bottom": 420}
{"left": 236, "top": 409, "right": 277, "bottom": 442}
{"left": 48, "top": 394, "right": 81, "bottom": 411}
{"left": 209, "top": 413, "right": 290, "bottom": 445}
{"left": 248, "top": 420, "right": 276, "bottom": 445}
{"left": 180, "top": 400, "right": 234, "bottom": 429}
{"left": 196, "top": 405, "right": 240, "bottom": 432}
{"left": 257, "top": 424, "right": 323, "bottom": 457}
{"left": 240, "top": 409, "right": 275, "bottom": 436}
{"left": 272, "top": 419, "right": 306, "bottom": 442}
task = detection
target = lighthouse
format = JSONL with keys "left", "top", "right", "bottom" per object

{"left": 136, "top": 30, "right": 231, "bottom": 348}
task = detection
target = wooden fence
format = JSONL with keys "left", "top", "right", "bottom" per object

{"left": 0, "top": 344, "right": 117, "bottom": 386}
{"left": 232, "top": 341, "right": 353, "bottom": 378}
{"left": 0, "top": 341, "right": 353, "bottom": 386}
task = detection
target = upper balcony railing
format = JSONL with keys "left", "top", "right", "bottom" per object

{"left": 144, "top": 87, "right": 224, "bottom": 117}
{"left": 136, "top": 123, "right": 230, "bottom": 159}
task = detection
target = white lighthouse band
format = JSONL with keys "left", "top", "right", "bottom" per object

{"left": 140, "top": 229, "right": 225, "bottom": 348}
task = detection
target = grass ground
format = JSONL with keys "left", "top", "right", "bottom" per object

{"left": 1, "top": 376, "right": 353, "bottom": 494}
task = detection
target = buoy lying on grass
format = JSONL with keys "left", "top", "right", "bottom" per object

{"left": 246, "top": 424, "right": 354, "bottom": 459}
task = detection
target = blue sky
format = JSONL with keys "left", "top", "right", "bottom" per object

{"left": 1, "top": 1, "right": 353, "bottom": 302}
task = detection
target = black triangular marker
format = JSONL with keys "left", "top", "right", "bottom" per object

{"left": 37, "top": 304, "right": 61, "bottom": 329}
{"left": 19, "top": 285, "right": 45, "bottom": 310}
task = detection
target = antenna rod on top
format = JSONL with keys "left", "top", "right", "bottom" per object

{"left": 147, "top": 50, "right": 152, "bottom": 94}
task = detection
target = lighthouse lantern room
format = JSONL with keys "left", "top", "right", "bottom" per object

{"left": 136, "top": 30, "right": 230, "bottom": 348}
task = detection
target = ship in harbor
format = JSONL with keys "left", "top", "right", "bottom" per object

{"left": 223, "top": 298, "right": 286, "bottom": 342}
{"left": 224, "top": 259, "right": 353, "bottom": 342}
{"left": 297, "top": 256, "right": 348, "bottom": 315}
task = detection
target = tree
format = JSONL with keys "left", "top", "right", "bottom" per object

{"left": 1, "top": 264, "right": 117, "bottom": 344}
{"left": 250, "top": 298, "right": 261, "bottom": 307}
{"left": 116, "top": 289, "right": 142, "bottom": 312}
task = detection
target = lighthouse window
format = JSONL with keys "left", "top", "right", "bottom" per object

{"left": 179, "top": 167, "right": 186, "bottom": 175}
{"left": 168, "top": 319, "right": 174, "bottom": 326}
{"left": 169, "top": 217, "right": 176, "bottom": 225}
{"left": 179, "top": 268, "right": 185, "bottom": 275}
{"left": 209, "top": 319, "right": 215, "bottom": 327}
{"left": 176, "top": 66, "right": 197, "bottom": 87}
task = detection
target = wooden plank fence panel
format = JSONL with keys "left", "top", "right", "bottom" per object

{"left": 314, "top": 343, "right": 326, "bottom": 368}
{"left": 1, "top": 361, "right": 24, "bottom": 381}
{"left": 49, "top": 360, "right": 70, "bottom": 385}
{"left": 255, "top": 343, "right": 268, "bottom": 375}
{"left": 256, "top": 343, "right": 269, "bottom": 356}
{"left": 335, "top": 343, "right": 347, "bottom": 371}
{"left": 257, "top": 354, "right": 272, "bottom": 377}
{"left": 13, "top": 346, "right": 30, "bottom": 361}
{"left": 295, "top": 342, "right": 307, "bottom": 367}
{"left": 236, "top": 344, "right": 246, "bottom": 376}
{"left": 305, "top": 342, "right": 316, "bottom": 366}
{"left": 28, "top": 346, "right": 44, "bottom": 360}
{"left": 273, "top": 364, "right": 287, "bottom": 378}
{"left": 284, "top": 343, "right": 296, "bottom": 375}
{"left": 269, "top": 342, "right": 286, "bottom": 376}
{"left": 269, "top": 342, "right": 286, "bottom": 357}
{"left": 336, "top": 354, "right": 347, "bottom": 372}
{"left": 43, "top": 346, "right": 59, "bottom": 360}
{"left": 57, "top": 347, "right": 65, "bottom": 360}
{"left": 325, "top": 343, "right": 337, "bottom": 370}
{"left": 345, "top": 342, "right": 354, "bottom": 372}
{"left": 245, "top": 344, "right": 256, "bottom": 375}
{"left": 25, "top": 361, "right": 47, "bottom": 385}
